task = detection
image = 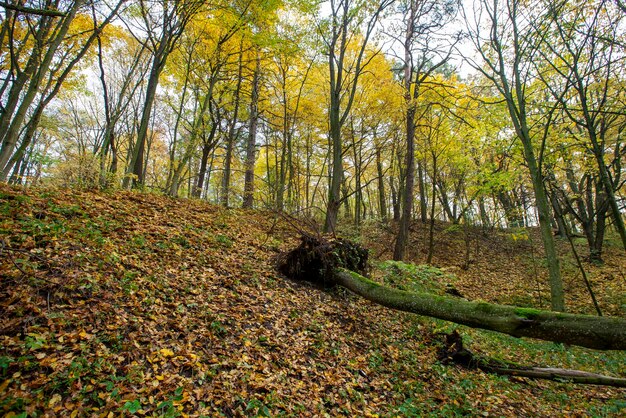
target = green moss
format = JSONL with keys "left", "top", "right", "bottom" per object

{"left": 475, "top": 302, "right": 498, "bottom": 314}
{"left": 514, "top": 307, "right": 543, "bottom": 319}
{"left": 379, "top": 260, "right": 455, "bottom": 295}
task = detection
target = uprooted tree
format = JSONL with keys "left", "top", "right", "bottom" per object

{"left": 278, "top": 236, "right": 626, "bottom": 351}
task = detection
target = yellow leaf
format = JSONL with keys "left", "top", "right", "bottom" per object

{"left": 156, "top": 375, "right": 164, "bottom": 381}
{"left": 160, "top": 348, "right": 174, "bottom": 357}
{"left": 49, "top": 393, "right": 62, "bottom": 407}
{"left": 0, "top": 380, "right": 9, "bottom": 393}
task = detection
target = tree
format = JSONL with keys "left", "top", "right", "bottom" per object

{"left": 262, "top": 14, "right": 318, "bottom": 212}
{"left": 320, "top": 0, "right": 394, "bottom": 233}
{"left": 463, "top": 0, "right": 565, "bottom": 311}
{"left": 392, "top": 0, "right": 458, "bottom": 260}
{"left": 94, "top": 27, "right": 150, "bottom": 186}
{"left": 535, "top": 0, "right": 626, "bottom": 260}
{"left": 0, "top": 0, "right": 124, "bottom": 181}
{"left": 124, "top": 0, "right": 203, "bottom": 188}
{"left": 241, "top": 0, "right": 283, "bottom": 208}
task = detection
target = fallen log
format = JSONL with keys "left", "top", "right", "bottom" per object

{"left": 438, "top": 331, "right": 626, "bottom": 388}
{"left": 333, "top": 268, "right": 626, "bottom": 350}
{"left": 279, "top": 236, "right": 626, "bottom": 350}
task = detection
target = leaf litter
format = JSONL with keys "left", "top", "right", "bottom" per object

{"left": 0, "top": 184, "right": 624, "bottom": 417}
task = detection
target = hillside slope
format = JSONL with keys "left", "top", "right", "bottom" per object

{"left": 361, "top": 217, "right": 626, "bottom": 316}
{"left": 1, "top": 185, "right": 625, "bottom": 417}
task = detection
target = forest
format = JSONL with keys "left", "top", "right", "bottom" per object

{"left": 1, "top": 0, "right": 626, "bottom": 416}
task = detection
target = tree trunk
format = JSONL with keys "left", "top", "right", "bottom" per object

{"left": 394, "top": 105, "right": 416, "bottom": 261}
{"left": 0, "top": 2, "right": 85, "bottom": 178}
{"left": 324, "top": 96, "right": 342, "bottom": 233}
{"left": 390, "top": 179, "right": 400, "bottom": 222}
{"left": 2, "top": 102, "right": 44, "bottom": 180}
{"left": 322, "top": 0, "right": 391, "bottom": 232}
{"left": 417, "top": 162, "right": 428, "bottom": 223}
{"left": 278, "top": 237, "right": 626, "bottom": 350}
{"left": 427, "top": 155, "right": 437, "bottom": 264}
{"left": 243, "top": 54, "right": 261, "bottom": 209}
{"left": 221, "top": 44, "right": 244, "bottom": 207}
{"left": 375, "top": 146, "right": 387, "bottom": 222}
{"left": 332, "top": 269, "right": 625, "bottom": 350}
{"left": 549, "top": 187, "right": 568, "bottom": 238}
{"left": 520, "top": 141, "right": 564, "bottom": 311}
{"left": 128, "top": 56, "right": 163, "bottom": 188}
{"left": 478, "top": 197, "right": 490, "bottom": 228}
{"left": 193, "top": 124, "right": 217, "bottom": 198}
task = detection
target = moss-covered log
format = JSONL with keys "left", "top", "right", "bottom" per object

{"left": 333, "top": 269, "right": 626, "bottom": 350}
{"left": 279, "top": 236, "right": 626, "bottom": 350}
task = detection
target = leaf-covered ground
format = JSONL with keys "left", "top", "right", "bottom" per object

{"left": 1, "top": 185, "right": 625, "bottom": 417}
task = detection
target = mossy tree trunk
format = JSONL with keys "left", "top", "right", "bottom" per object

{"left": 279, "top": 236, "right": 626, "bottom": 351}
{"left": 332, "top": 269, "right": 625, "bottom": 350}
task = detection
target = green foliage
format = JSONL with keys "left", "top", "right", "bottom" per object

{"left": 156, "top": 387, "right": 184, "bottom": 417}
{"left": 587, "top": 399, "right": 626, "bottom": 416}
{"left": 368, "top": 350, "right": 384, "bottom": 369}
{"left": 121, "top": 399, "right": 142, "bottom": 414}
{"left": 131, "top": 233, "right": 147, "bottom": 249}
{"left": 215, "top": 234, "right": 233, "bottom": 248}
{"left": 0, "top": 356, "right": 14, "bottom": 377}
{"left": 121, "top": 271, "right": 140, "bottom": 294}
{"left": 172, "top": 234, "right": 190, "bottom": 248}
{"left": 24, "top": 334, "right": 46, "bottom": 351}
{"left": 49, "top": 203, "right": 84, "bottom": 218}
{"left": 20, "top": 217, "right": 67, "bottom": 245}
{"left": 210, "top": 320, "right": 227, "bottom": 336}
{"left": 379, "top": 261, "right": 456, "bottom": 294}
{"left": 244, "top": 397, "right": 271, "bottom": 417}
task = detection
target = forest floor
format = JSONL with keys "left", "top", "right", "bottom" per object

{"left": 1, "top": 184, "right": 625, "bottom": 417}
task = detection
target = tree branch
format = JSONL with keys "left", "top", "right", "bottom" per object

{"left": 0, "top": 1, "right": 67, "bottom": 17}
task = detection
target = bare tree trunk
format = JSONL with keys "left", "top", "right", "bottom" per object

{"left": 193, "top": 124, "right": 218, "bottom": 198}
{"left": 0, "top": 1, "right": 86, "bottom": 177}
{"left": 427, "top": 155, "right": 437, "bottom": 264}
{"left": 417, "top": 162, "right": 428, "bottom": 222}
{"left": 126, "top": 1, "right": 201, "bottom": 188}
{"left": 221, "top": 43, "right": 244, "bottom": 207}
{"left": 375, "top": 146, "right": 387, "bottom": 222}
{"left": 243, "top": 54, "right": 261, "bottom": 209}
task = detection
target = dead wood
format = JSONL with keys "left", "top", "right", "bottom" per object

{"left": 280, "top": 235, "right": 626, "bottom": 350}
{"left": 437, "top": 331, "right": 626, "bottom": 388}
